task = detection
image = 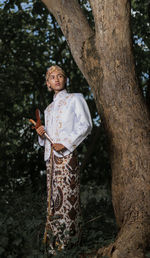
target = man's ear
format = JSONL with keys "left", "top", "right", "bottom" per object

{"left": 46, "top": 81, "right": 50, "bottom": 87}
{"left": 46, "top": 81, "right": 53, "bottom": 91}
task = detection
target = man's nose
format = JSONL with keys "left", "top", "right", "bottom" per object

{"left": 55, "top": 76, "right": 59, "bottom": 81}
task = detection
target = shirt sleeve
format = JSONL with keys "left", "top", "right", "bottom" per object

{"left": 60, "top": 94, "right": 93, "bottom": 152}
{"left": 38, "top": 135, "right": 45, "bottom": 146}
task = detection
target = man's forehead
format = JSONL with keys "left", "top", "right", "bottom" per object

{"left": 49, "top": 70, "right": 64, "bottom": 76}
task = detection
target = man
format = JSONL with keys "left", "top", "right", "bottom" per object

{"left": 36, "top": 65, "right": 92, "bottom": 252}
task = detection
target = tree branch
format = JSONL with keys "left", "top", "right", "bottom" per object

{"left": 41, "top": 0, "right": 93, "bottom": 66}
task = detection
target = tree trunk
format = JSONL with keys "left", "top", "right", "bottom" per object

{"left": 41, "top": 0, "right": 150, "bottom": 257}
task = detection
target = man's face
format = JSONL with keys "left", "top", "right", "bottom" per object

{"left": 47, "top": 70, "right": 66, "bottom": 94}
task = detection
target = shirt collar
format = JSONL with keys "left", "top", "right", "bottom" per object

{"left": 53, "top": 89, "right": 67, "bottom": 101}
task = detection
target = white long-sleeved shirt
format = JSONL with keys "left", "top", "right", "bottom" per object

{"left": 39, "top": 89, "right": 92, "bottom": 161}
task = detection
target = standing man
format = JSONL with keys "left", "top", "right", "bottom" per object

{"left": 36, "top": 65, "right": 92, "bottom": 252}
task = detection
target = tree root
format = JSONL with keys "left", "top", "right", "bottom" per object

{"left": 79, "top": 220, "right": 149, "bottom": 258}
{"left": 97, "top": 221, "right": 148, "bottom": 258}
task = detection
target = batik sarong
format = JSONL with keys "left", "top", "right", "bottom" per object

{"left": 44, "top": 151, "right": 81, "bottom": 252}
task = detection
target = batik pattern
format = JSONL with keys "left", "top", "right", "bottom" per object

{"left": 45, "top": 151, "right": 81, "bottom": 250}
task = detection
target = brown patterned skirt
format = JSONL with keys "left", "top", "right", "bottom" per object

{"left": 44, "top": 151, "right": 81, "bottom": 251}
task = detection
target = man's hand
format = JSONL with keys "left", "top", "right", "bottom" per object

{"left": 36, "top": 125, "right": 45, "bottom": 137}
{"left": 52, "top": 143, "right": 66, "bottom": 152}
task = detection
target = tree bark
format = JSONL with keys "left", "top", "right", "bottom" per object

{"left": 41, "top": 0, "right": 150, "bottom": 257}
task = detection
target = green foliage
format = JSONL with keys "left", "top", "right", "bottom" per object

{"left": 0, "top": 183, "right": 46, "bottom": 257}
{"left": 131, "top": 0, "right": 150, "bottom": 96}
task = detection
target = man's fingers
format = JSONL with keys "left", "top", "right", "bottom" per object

{"left": 36, "top": 126, "right": 45, "bottom": 136}
{"left": 52, "top": 143, "right": 65, "bottom": 151}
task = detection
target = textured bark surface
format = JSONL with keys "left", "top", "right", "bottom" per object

{"left": 41, "top": 0, "right": 150, "bottom": 257}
